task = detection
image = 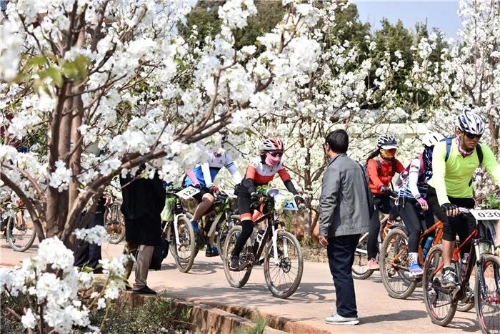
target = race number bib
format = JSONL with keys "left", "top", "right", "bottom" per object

{"left": 470, "top": 209, "right": 500, "bottom": 220}
{"left": 176, "top": 186, "right": 200, "bottom": 199}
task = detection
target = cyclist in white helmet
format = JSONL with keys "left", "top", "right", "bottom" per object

{"left": 229, "top": 137, "right": 303, "bottom": 271}
{"left": 427, "top": 110, "right": 500, "bottom": 288}
{"left": 397, "top": 131, "right": 444, "bottom": 276}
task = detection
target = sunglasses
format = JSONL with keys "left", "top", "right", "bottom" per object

{"left": 268, "top": 151, "right": 283, "bottom": 158}
{"left": 463, "top": 132, "right": 482, "bottom": 140}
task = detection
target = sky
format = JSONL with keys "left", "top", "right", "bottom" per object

{"left": 353, "top": 0, "right": 461, "bottom": 39}
{"left": 187, "top": 0, "right": 462, "bottom": 39}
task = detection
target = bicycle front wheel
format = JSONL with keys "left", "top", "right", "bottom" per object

{"left": 475, "top": 254, "right": 500, "bottom": 334}
{"left": 379, "top": 228, "right": 417, "bottom": 299}
{"left": 170, "top": 215, "right": 196, "bottom": 273}
{"left": 6, "top": 213, "right": 36, "bottom": 252}
{"left": 422, "top": 245, "right": 457, "bottom": 326}
{"left": 264, "top": 230, "right": 303, "bottom": 299}
{"left": 216, "top": 215, "right": 239, "bottom": 260}
{"left": 352, "top": 232, "right": 373, "bottom": 279}
{"left": 223, "top": 225, "right": 253, "bottom": 288}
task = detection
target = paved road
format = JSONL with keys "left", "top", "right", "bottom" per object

{"left": 0, "top": 238, "right": 479, "bottom": 334}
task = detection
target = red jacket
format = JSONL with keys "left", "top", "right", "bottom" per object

{"left": 367, "top": 157, "right": 405, "bottom": 195}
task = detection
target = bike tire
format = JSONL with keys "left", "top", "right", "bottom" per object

{"left": 105, "top": 203, "right": 125, "bottom": 244}
{"left": 223, "top": 225, "right": 253, "bottom": 288}
{"left": 6, "top": 213, "right": 36, "bottom": 252}
{"left": 456, "top": 281, "right": 475, "bottom": 312}
{"left": 475, "top": 254, "right": 500, "bottom": 334}
{"left": 217, "top": 215, "right": 239, "bottom": 260}
{"left": 263, "top": 230, "right": 303, "bottom": 299}
{"left": 379, "top": 228, "right": 417, "bottom": 299}
{"left": 422, "top": 245, "right": 458, "bottom": 326}
{"left": 169, "top": 215, "right": 196, "bottom": 273}
{"left": 352, "top": 232, "right": 373, "bottom": 280}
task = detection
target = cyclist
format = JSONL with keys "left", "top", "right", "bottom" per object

{"left": 397, "top": 132, "right": 444, "bottom": 276}
{"left": 366, "top": 133, "right": 405, "bottom": 270}
{"left": 183, "top": 135, "right": 242, "bottom": 257}
{"left": 427, "top": 110, "right": 500, "bottom": 288}
{"left": 229, "top": 137, "right": 303, "bottom": 271}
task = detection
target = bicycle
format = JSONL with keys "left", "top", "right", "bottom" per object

{"left": 422, "top": 208, "right": 500, "bottom": 333}
{"left": 104, "top": 200, "right": 125, "bottom": 244}
{"left": 223, "top": 188, "right": 304, "bottom": 299}
{"left": 192, "top": 189, "right": 239, "bottom": 261}
{"left": 3, "top": 202, "right": 36, "bottom": 252}
{"left": 352, "top": 210, "right": 402, "bottom": 280}
{"left": 161, "top": 186, "right": 196, "bottom": 273}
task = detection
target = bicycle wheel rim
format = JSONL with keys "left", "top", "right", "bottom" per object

{"left": 475, "top": 254, "right": 500, "bottom": 334}
{"left": 264, "top": 231, "right": 303, "bottom": 299}
{"left": 352, "top": 233, "right": 373, "bottom": 279}
{"left": 6, "top": 215, "right": 36, "bottom": 252}
{"left": 223, "top": 225, "right": 252, "bottom": 288}
{"left": 172, "top": 215, "right": 196, "bottom": 273}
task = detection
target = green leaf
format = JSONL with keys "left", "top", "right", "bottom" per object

{"left": 61, "top": 62, "right": 79, "bottom": 81}
{"left": 24, "top": 55, "right": 48, "bottom": 70}
{"left": 45, "top": 67, "right": 63, "bottom": 87}
{"left": 74, "top": 55, "right": 89, "bottom": 81}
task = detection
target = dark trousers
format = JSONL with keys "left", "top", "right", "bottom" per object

{"left": 367, "top": 195, "right": 393, "bottom": 259}
{"left": 397, "top": 200, "right": 423, "bottom": 253}
{"left": 327, "top": 234, "right": 361, "bottom": 318}
{"left": 74, "top": 212, "right": 104, "bottom": 273}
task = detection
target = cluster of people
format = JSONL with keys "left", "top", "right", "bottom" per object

{"left": 317, "top": 109, "right": 500, "bottom": 325}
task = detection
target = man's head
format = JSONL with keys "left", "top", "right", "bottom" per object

{"left": 456, "top": 110, "right": 485, "bottom": 151}
{"left": 324, "top": 129, "right": 349, "bottom": 156}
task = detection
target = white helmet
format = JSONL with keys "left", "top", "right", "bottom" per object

{"left": 422, "top": 132, "right": 445, "bottom": 147}
{"left": 377, "top": 133, "right": 398, "bottom": 149}
{"left": 456, "top": 110, "right": 485, "bottom": 135}
{"left": 260, "top": 137, "right": 284, "bottom": 152}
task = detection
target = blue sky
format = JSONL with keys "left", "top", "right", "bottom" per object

{"left": 186, "top": 0, "right": 462, "bottom": 39}
{"left": 353, "top": 0, "right": 461, "bottom": 39}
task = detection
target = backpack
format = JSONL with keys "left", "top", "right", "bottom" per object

{"left": 364, "top": 156, "right": 397, "bottom": 178}
{"left": 149, "top": 239, "right": 169, "bottom": 270}
{"left": 443, "top": 137, "right": 483, "bottom": 165}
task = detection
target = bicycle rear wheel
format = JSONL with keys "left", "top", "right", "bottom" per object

{"left": 6, "top": 213, "right": 36, "bottom": 252}
{"left": 379, "top": 228, "right": 417, "bottom": 299}
{"left": 105, "top": 203, "right": 125, "bottom": 244}
{"left": 170, "top": 215, "right": 196, "bottom": 273}
{"left": 264, "top": 230, "right": 303, "bottom": 299}
{"left": 223, "top": 225, "right": 253, "bottom": 288}
{"left": 475, "top": 254, "right": 500, "bottom": 334}
{"left": 422, "top": 245, "right": 458, "bottom": 326}
{"left": 352, "top": 233, "right": 373, "bottom": 279}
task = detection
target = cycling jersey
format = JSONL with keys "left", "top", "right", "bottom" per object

{"left": 366, "top": 157, "right": 405, "bottom": 195}
{"left": 241, "top": 157, "right": 292, "bottom": 193}
{"left": 398, "top": 157, "right": 427, "bottom": 199}
{"left": 184, "top": 152, "right": 242, "bottom": 187}
{"left": 428, "top": 138, "right": 500, "bottom": 206}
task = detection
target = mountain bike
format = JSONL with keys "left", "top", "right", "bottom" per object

{"left": 104, "top": 199, "right": 125, "bottom": 244}
{"left": 352, "top": 210, "right": 402, "bottom": 280}
{"left": 423, "top": 208, "right": 500, "bottom": 333}
{"left": 192, "top": 190, "right": 239, "bottom": 261}
{"left": 3, "top": 202, "right": 36, "bottom": 252}
{"left": 161, "top": 186, "right": 196, "bottom": 273}
{"left": 223, "top": 188, "right": 304, "bottom": 299}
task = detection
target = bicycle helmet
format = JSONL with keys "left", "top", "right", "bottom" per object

{"left": 260, "top": 137, "right": 284, "bottom": 152}
{"left": 377, "top": 133, "right": 398, "bottom": 150}
{"left": 421, "top": 132, "right": 444, "bottom": 147}
{"left": 456, "top": 110, "right": 485, "bottom": 135}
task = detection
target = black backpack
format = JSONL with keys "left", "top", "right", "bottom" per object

{"left": 149, "top": 239, "right": 169, "bottom": 270}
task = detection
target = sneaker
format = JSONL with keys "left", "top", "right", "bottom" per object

{"left": 132, "top": 286, "right": 156, "bottom": 295}
{"left": 367, "top": 258, "right": 379, "bottom": 270}
{"left": 409, "top": 263, "right": 424, "bottom": 277}
{"left": 191, "top": 221, "right": 199, "bottom": 234}
{"left": 441, "top": 266, "right": 459, "bottom": 289}
{"left": 206, "top": 246, "right": 219, "bottom": 257}
{"left": 229, "top": 256, "right": 240, "bottom": 271}
{"left": 325, "top": 313, "right": 359, "bottom": 325}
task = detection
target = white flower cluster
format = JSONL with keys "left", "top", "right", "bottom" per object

{"left": 74, "top": 225, "right": 110, "bottom": 245}
{"left": 49, "top": 160, "right": 72, "bottom": 192}
{"left": 0, "top": 237, "right": 127, "bottom": 333}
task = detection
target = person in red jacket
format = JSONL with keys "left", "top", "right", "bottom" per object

{"left": 366, "top": 133, "right": 405, "bottom": 269}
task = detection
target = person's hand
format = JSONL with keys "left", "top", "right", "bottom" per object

{"left": 192, "top": 183, "right": 201, "bottom": 189}
{"left": 251, "top": 192, "right": 260, "bottom": 201}
{"left": 318, "top": 235, "right": 328, "bottom": 247}
{"left": 441, "top": 203, "right": 459, "bottom": 217}
{"left": 294, "top": 195, "right": 305, "bottom": 204}
{"left": 209, "top": 185, "right": 219, "bottom": 194}
{"left": 416, "top": 197, "right": 428, "bottom": 211}
{"left": 379, "top": 186, "right": 391, "bottom": 195}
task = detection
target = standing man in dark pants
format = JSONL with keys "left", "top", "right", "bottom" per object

{"left": 120, "top": 166, "right": 166, "bottom": 295}
{"left": 318, "top": 129, "right": 372, "bottom": 326}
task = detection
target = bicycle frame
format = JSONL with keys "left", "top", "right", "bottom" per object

{"left": 250, "top": 211, "right": 284, "bottom": 266}
{"left": 417, "top": 220, "right": 444, "bottom": 264}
